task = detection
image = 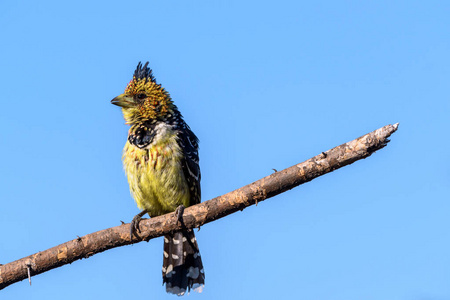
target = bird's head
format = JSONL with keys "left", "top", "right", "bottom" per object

{"left": 111, "top": 62, "right": 174, "bottom": 125}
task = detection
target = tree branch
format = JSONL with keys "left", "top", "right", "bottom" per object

{"left": 0, "top": 123, "right": 399, "bottom": 290}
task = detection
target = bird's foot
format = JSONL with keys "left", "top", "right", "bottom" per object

{"left": 174, "top": 205, "right": 185, "bottom": 225}
{"left": 130, "top": 210, "right": 147, "bottom": 240}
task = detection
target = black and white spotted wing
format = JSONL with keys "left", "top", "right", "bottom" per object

{"left": 178, "top": 123, "right": 201, "bottom": 206}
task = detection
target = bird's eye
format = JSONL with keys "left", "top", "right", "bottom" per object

{"left": 137, "top": 93, "right": 146, "bottom": 100}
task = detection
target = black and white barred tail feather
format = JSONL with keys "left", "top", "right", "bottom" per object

{"left": 162, "top": 230, "right": 205, "bottom": 296}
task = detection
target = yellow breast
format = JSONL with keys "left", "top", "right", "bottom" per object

{"left": 122, "top": 125, "right": 190, "bottom": 216}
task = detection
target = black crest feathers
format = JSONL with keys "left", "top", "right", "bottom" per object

{"left": 134, "top": 61, "right": 156, "bottom": 83}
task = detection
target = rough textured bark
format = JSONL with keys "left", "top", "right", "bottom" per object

{"left": 0, "top": 123, "right": 399, "bottom": 290}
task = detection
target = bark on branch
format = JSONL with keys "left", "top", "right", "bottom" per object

{"left": 0, "top": 123, "right": 399, "bottom": 290}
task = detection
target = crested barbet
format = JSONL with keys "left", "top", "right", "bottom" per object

{"left": 111, "top": 62, "right": 205, "bottom": 295}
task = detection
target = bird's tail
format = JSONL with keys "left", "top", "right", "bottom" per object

{"left": 162, "top": 230, "right": 205, "bottom": 296}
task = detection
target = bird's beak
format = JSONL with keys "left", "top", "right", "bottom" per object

{"left": 111, "top": 94, "right": 135, "bottom": 108}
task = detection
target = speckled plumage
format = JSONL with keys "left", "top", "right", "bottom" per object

{"left": 111, "top": 62, "right": 204, "bottom": 295}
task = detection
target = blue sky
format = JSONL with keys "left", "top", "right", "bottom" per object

{"left": 1, "top": 1, "right": 449, "bottom": 299}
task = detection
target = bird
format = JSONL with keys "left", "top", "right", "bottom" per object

{"left": 111, "top": 62, "right": 205, "bottom": 295}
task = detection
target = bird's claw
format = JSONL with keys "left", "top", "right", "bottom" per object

{"left": 175, "top": 205, "right": 185, "bottom": 225}
{"left": 130, "top": 211, "right": 147, "bottom": 240}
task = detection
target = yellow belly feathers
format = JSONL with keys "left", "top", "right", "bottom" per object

{"left": 122, "top": 129, "right": 190, "bottom": 217}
